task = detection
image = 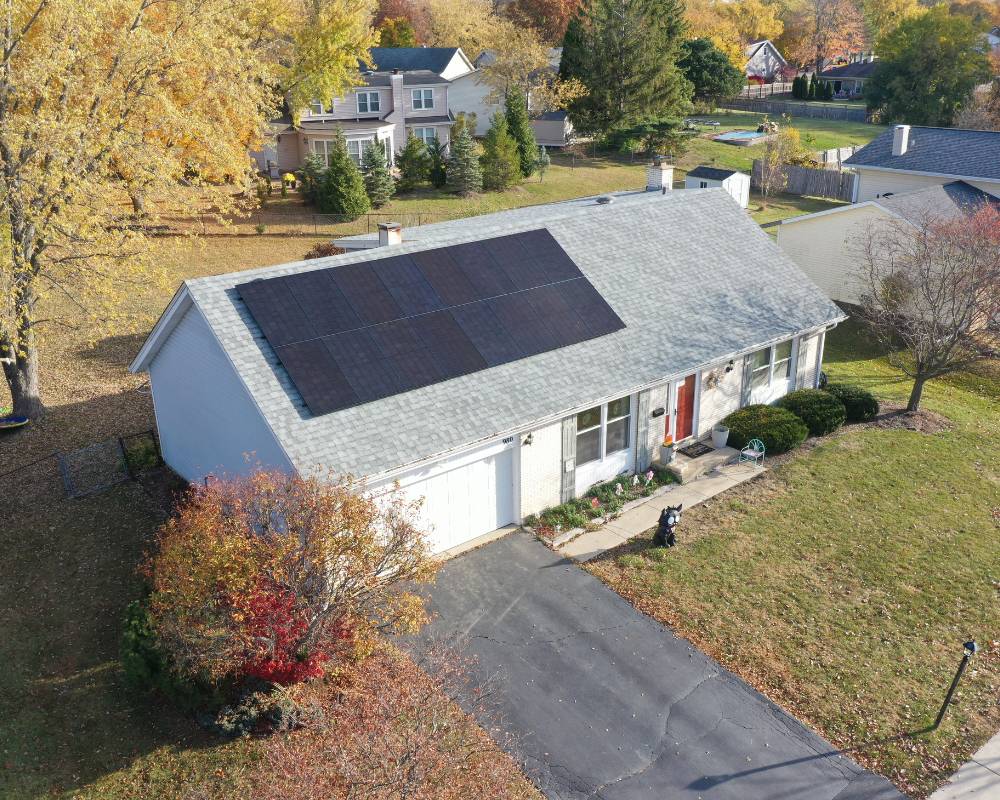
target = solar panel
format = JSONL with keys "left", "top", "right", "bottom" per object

{"left": 239, "top": 278, "right": 315, "bottom": 347}
{"left": 284, "top": 270, "right": 361, "bottom": 336}
{"left": 235, "top": 228, "right": 625, "bottom": 416}
{"left": 273, "top": 339, "right": 357, "bottom": 415}
{"left": 329, "top": 262, "right": 402, "bottom": 325}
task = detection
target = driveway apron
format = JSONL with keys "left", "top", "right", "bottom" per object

{"left": 411, "top": 531, "right": 906, "bottom": 800}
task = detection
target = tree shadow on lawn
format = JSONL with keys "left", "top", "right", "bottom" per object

{"left": 0, "top": 457, "right": 231, "bottom": 797}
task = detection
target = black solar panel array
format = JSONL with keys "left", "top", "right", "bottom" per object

{"left": 236, "top": 229, "right": 625, "bottom": 416}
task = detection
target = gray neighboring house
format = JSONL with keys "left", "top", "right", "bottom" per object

{"left": 845, "top": 124, "right": 1000, "bottom": 202}
{"left": 817, "top": 59, "right": 878, "bottom": 97}
{"left": 131, "top": 189, "right": 843, "bottom": 554}
{"left": 778, "top": 180, "right": 999, "bottom": 303}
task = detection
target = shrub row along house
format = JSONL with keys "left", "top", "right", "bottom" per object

{"left": 253, "top": 46, "right": 570, "bottom": 176}
{"left": 132, "top": 189, "right": 842, "bottom": 555}
{"left": 778, "top": 125, "right": 1000, "bottom": 303}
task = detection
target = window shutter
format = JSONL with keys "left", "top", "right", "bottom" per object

{"left": 740, "top": 357, "right": 752, "bottom": 406}
{"left": 560, "top": 416, "right": 576, "bottom": 503}
{"left": 635, "top": 390, "right": 652, "bottom": 471}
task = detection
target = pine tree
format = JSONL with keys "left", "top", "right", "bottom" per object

{"left": 560, "top": 0, "right": 692, "bottom": 138}
{"left": 504, "top": 90, "right": 538, "bottom": 179}
{"left": 536, "top": 144, "right": 550, "bottom": 182}
{"left": 480, "top": 113, "right": 521, "bottom": 191}
{"left": 427, "top": 137, "right": 447, "bottom": 188}
{"left": 360, "top": 142, "right": 395, "bottom": 207}
{"left": 395, "top": 134, "right": 431, "bottom": 191}
{"left": 299, "top": 153, "right": 326, "bottom": 204}
{"left": 316, "top": 132, "right": 370, "bottom": 219}
{"left": 446, "top": 127, "right": 482, "bottom": 195}
{"left": 808, "top": 74, "right": 817, "bottom": 99}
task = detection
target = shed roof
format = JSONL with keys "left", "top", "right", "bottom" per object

{"left": 686, "top": 166, "right": 740, "bottom": 181}
{"left": 134, "top": 190, "right": 842, "bottom": 480}
{"left": 844, "top": 126, "right": 1000, "bottom": 181}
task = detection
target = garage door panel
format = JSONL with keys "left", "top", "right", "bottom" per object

{"left": 393, "top": 446, "right": 515, "bottom": 554}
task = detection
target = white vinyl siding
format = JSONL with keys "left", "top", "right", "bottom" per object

{"left": 147, "top": 305, "right": 292, "bottom": 483}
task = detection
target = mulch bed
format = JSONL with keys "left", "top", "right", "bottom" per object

{"left": 863, "top": 402, "right": 952, "bottom": 434}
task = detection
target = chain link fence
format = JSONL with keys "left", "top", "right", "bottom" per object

{"left": 0, "top": 430, "right": 162, "bottom": 510}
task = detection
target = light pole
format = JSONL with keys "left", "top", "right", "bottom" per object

{"left": 933, "top": 640, "right": 979, "bottom": 730}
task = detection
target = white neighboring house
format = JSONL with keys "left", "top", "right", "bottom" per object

{"left": 777, "top": 181, "right": 998, "bottom": 304}
{"left": 448, "top": 47, "right": 575, "bottom": 146}
{"left": 253, "top": 47, "right": 476, "bottom": 175}
{"left": 984, "top": 26, "right": 999, "bottom": 51}
{"left": 744, "top": 40, "right": 788, "bottom": 83}
{"left": 130, "top": 189, "right": 842, "bottom": 555}
{"left": 844, "top": 124, "right": 1000, "bottom": 202}
{"left": 684, "top": 166, "right": 750, "bottom": 209}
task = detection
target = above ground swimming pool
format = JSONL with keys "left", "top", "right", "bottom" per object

{"left": 713, "top": 130, "right": 770, "bottom": 145}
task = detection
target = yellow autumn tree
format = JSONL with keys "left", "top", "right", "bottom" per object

{"left": 687, "top": 0, "right": 785, "bottom": 71}
{"left": 0, "top": 0, "right": 376, "bottom": 417}
{"left": 860, "top": 0, "right": 922, "bottom": 46}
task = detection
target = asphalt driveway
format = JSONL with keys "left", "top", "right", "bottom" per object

{"left": 412, "top": 531, "right": 906, "bottom": 800}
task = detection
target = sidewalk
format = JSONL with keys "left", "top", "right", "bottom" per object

{"left": 558, "top": 460, "right": 764, "bottom": 562}
{"left": 929, "top": 731, "right": 1000, "bottom": 799}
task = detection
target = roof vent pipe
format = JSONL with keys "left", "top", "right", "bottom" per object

{"left": 595, "top": 195, "right": 614, "bottom": 205}
{"left": 892, "top": 124, "right": 910, "bottom": 156}
{"left": 378, "top": 222, "right": 403, "bottom": 246}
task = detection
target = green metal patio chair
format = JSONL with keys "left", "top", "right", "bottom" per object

{"left": 739, "top": 438, "right": 765, "bottom": 467}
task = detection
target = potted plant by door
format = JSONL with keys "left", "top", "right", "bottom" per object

{"left": 660, "top": 434, "right": 676, "bottom": 463}
{"left": 711, "top": 423, "right": 730, "bottom": 448}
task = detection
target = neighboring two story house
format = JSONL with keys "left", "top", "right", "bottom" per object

{"left": 254, "top": 47, "right": 476, "bottom": 175}
{"left": 744, "top": 40, "right": 787, "bottom": 83}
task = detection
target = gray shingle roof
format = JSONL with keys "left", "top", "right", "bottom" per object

{"left": 819, "top": 61, "right": 878, "bottom": 79}
{"left": 367, "top": 48, "right": 461, "bottom": 75}
{"left": 182, "top": 190, "right": 843, "bottom": 480}
{"left": 878, "top": 181, "right": 1000, "bottom": 225}
{"left": 686, "top": 166, "right": 739, "bottom": 181}
{"left": 844, "top": 126, "right": 1000, "bottom": 181}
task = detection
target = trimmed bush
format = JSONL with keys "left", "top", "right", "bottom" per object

{"left": 824, "top": 383, "right": 880, "bottom": 422}
{"left": 722, "top": 404, "right": 809, "bottom": 454}
{"left": 776, "top": 389, "right": 847, "bottom": 436}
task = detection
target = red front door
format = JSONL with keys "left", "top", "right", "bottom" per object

{"left": 675, "top": 374, "right": 696, "bottom": 441}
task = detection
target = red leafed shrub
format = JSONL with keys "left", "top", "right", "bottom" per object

{"left": 239, "top": 584, "right": 329, "bottom": 684}
{"left": 303, "top": 242, "right": 345, "bottom": 259}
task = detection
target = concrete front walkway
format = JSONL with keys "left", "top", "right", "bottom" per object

{"left": 929, "top": 731, "right": 1000, "bottom": 799}
{"left": 559, "top": 461, "right": 764, "bottom": 562}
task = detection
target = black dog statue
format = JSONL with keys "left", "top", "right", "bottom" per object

{"left": 653, "top": 504, "right": 682, "bottom": 547}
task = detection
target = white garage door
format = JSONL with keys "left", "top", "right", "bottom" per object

{"left": 396, "top": 441, "right": 516, "bottom": 554}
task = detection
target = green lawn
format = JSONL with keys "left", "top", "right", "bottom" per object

{"left": 676, "top": 110, "right": 884, "bottom": 176}
{"left": 586, "top": 320, "right": 1000, "bottom": 799}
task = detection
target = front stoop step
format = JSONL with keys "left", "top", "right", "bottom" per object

{"left": 662, "top": 444, "right": 739, "bottom": 483}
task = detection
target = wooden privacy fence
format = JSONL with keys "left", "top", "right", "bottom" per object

{"left": 816, "top": 146, "right": 861, "bottom": 169}
{"left": 738, "top": 82, "right": 793, "bottom": 99}
{"left": 751, "top": 160, "right": 857, "bottom": 202}
{"left": 720, "top": 98, "right": 870, "bottom": 123}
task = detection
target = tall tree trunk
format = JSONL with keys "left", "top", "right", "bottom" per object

{"left": 130, "top": 188, "right": 146, "bottom": 218}
{"left": 906, "top": 375, "right": 927, "bottom": 412}
{"left": 1, "top": 330, "right": 42, "bottom": 418}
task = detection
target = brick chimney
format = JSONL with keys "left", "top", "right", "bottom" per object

{"left": 646, "top": 156, "right": 674, "bottom": 192}
{"left": 378, "top": 222, "right": 403, "bottom": 247}
{"left": 891, "top": 124, "right": 910, "bottom": 156}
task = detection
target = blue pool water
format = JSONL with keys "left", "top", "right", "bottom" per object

{"left": 714, "top": 130, "right": 766, "bottom": 141}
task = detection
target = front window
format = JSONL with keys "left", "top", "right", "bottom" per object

{"left": 308, "top": 100, "right": 325, "bottom": 116}
{"left": 346, "top": 137, "right": 374, "bottom": 165}
{"left": 357, "top": 91, "right": 380, "bottom": 113}
{"left": 750, "top": 347, "right": 771, "bottom": 390}
{"left": 411, "top": 126, "right": 436, "bottom": 146}
{"left": 699, "top": 180, "right": 708, "bottom": 188}
{"left": 311, "top": 139, "right": 334, "bottom": 167}
{"left": 575, "top": 395, "right": 631, "bottom": 466}
{"left": 576, "top": 406, "right": 602, "bottom": 466}
{"left": 412, "top": 88, "right": 434, "bottom": 109}
{"left": 605, "top": 396, "right": 631, "bottom": 455}
{"left": 773, "top": 340, "right": 793, "bottom": 380}
{"left": 750, "top": 340, "right": 794, "bottom": 391}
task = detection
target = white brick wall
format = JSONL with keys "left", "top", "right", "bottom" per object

{"left": 519, "top": 420, "right": 562, "bottom": 517}
{"left": 697, "top": 357, "right": 745, "bottom": 437}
